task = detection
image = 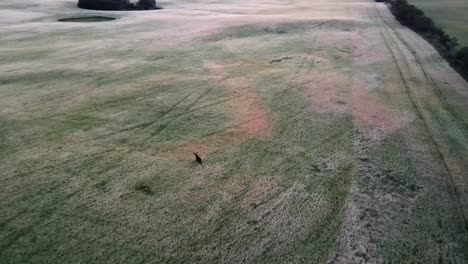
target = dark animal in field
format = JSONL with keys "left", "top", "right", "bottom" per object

{"left": 193, "top": 152, "right": 204, "bottom": 167}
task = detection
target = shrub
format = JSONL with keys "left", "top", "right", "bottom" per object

{"left": 78, "top": 0, "right": 132, "bottom": 10}
{"left": 136, "top": 0, "right": 157, "bottom": 10}
{"left": 455, "top": 47, "right": 468, "bottom": 75}
{"left": 77, "top": 0, "right": 158, "bottom": 11}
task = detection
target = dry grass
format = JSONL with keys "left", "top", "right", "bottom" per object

{"left": 1, "top": 0, "right": 468, "bottom": 263}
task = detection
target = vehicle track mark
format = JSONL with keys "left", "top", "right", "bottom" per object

{"left": 142, "top": 86, "right": 215, "bottom": 144}
{"left": 374, "top": 4, "right": 468, "bottom": 130}
{"left": 373, "top": 3, "right": 468, "bottom": 232}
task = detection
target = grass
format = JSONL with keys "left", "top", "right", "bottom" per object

{"left": 408, "top": 0, "right": 468, "bottom": 46}
{"left": 0, "top": 14, "right": 356, "bottom": 262}
{"left": 1, "top": 0, "right": 468, "bottom": 263}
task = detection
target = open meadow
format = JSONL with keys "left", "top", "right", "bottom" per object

{"left": 408, "top": 0, "right": 468, "bottom": 46}
{"left": 1, "top": 0, "right": 468, "bottom": 263}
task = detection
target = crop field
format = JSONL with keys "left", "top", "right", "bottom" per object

{"left": 408, "top": 0, "right": 468, "bottom": 46}
{"left": 1, "top": 0, "right": 468, "bottom": 263}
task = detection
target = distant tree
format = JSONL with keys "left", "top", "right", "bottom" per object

{"left": 77, "top": 0, "right": 158, "bottom": 11}
{"left": 455, "top": 47, "right": 468, "bottom": 72}
{"left": 136, "top": 0, "right": 157, "bottom": 10}
{"left": 438, "top": 31, "right": 451, "bottom": 46}
{"left": 412, "top": 15, "right": 434, "bottom": 33}
{"left": 78, "top": 0, "right": 132, "bottom": 10}
{"left": 392, "top": 0, "right": 422, "bottom": 27}
{"left": 376, "top": 0, "right": 468, "bottom": 80}
{"left": 445, "top": 37, "right": 459, "bottom": 57}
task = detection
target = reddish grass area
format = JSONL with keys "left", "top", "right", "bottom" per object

{"left": 205, "top": 62, "right": 273, "bottom": 138}
{"left": 139, "top": 62, "right": 274, "bottom": 161}
{"left": 295, "top": 69, "right": 412, "bottom": 141}
{"left": 352, "top": 86, "right": 412, "bottom": 139}
{"left": 223, "top": 76, "right": 273, "bottom": 139}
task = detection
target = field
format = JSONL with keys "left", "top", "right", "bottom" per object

{"left": 1, "top": 0, "right": 468, "bottom": 263}
{"left": 408, "top": 0, "right": 468, "bottom": 46}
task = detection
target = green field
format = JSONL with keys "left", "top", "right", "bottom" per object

{"left": 1, "top": 0, "right": 468, "bottom": 263}
{"left": 409, "top": 0, "right": 468, "bottom": 46}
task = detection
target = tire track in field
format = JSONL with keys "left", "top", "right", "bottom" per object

{"left": 0, "top": 21, "right": 341, "bottom": 249}
{"left": 140, "top": 20, "right": 340, "bottom": 157}
{"left": 334, "top": 5, "right": 467, "bottom": 263}
{"left": 90, "top": 85, "right": 202, "bottom": 141}
{"left": 142, "top": 86, "right": 216, "bottom": 144}
{"left": 375, "top": 9, "right": 468, "bottom": 234}
{"left": 127, "top": 20, "right": 333, "bottom": 143}
{"left": 373, "top": 2, "right": 468, "bottom": 232}
{"left": 374, "top": 4, "right": 468, "bottom": 130}
{"left": 39, "top": 20, "right": 335, "bottom": 147}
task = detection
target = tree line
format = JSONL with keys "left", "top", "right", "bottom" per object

{"left": 376, "top": 0, "right": 468, "bottom": 80}
{"left": 78, "top": 0, "right": 159, "bottom": 11}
